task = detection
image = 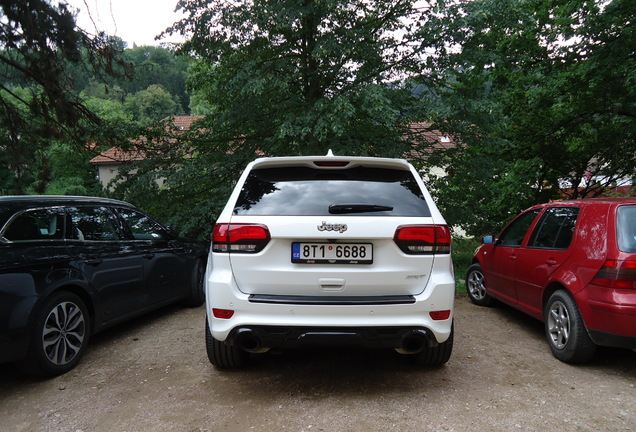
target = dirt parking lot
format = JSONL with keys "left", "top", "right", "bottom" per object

{"left": 0, "top": 295, "right": 634, "bottom": 432}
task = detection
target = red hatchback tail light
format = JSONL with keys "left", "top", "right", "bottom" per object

{"left": 394, "top": 225, "right": 451, "bottom": 255}
{"left": 592, "top": 259, "right": 636, "bottom": 289}
{"left": 212, "top": 223, "right": 271, "bottom": 253}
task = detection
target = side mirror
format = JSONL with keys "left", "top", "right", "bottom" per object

{"left": 481, "top": 235, "right": 495, "bottom": 245}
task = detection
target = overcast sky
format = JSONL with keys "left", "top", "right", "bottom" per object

{"left": 64, "top": 0, "right": 186, "bottom": 47}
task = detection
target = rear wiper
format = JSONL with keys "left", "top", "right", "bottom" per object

{"left": 328, "top": 204, "right": 394, "bottom": 214}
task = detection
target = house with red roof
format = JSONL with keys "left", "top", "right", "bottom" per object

{"left": 90, "top": 115, "right": 454, "bottom": 190}
{"left": 90, "top": 115, "right": 204, "bottom": 189}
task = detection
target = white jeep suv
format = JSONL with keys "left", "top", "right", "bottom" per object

{"left": 205, "top": 154, "right": 455, "bottom": 368}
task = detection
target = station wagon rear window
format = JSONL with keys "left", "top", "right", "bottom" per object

{"left": 233, "top": 166, "right": 431, "bottom": 216}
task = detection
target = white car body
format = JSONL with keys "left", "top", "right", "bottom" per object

{"left": 205, "top": 154, "right": 455, "bottom": 367}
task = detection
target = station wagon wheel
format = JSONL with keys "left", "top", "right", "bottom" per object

{"left": 545, "top": 290, "right": 596, "bottom": 363}
{"left": 20, "top": 292, "right": 90, "bottom": 376}
{"left": 466, "top": 264, "right": 492, "bottom": 306}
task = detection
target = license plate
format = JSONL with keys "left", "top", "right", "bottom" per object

{"left": 292, "top": 242, "right": 373, "bottom": 264}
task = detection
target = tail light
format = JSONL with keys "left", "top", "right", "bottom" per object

{"left": 313, "top": 161, "right": 350, "bottom": 167}
{"left": 212, "top": 308, "right": 235, "bottom": 319}
{"left": 212, "top": 223, "right": 270, "bottom": 253}
{"left": 591, "top": 259, "right": 636, "bottom": 289}
{"left": 394, "top": 225, "right": 451, "bottom": 255}
{"left": 430, "top": 310, "right": 451, "bottom": 320}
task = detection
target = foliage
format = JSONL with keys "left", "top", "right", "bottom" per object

{"left": 107, "top": 117, "right": 235, "bottom": 239}
{"left": 4, "top": 0, "right": 634, "bottom": 244}
{"left": 0, "top": 0, "right": 135, "bottom": 194}
{"left": 124, "top": 84, "right": 183, "bottom": 125}
{"left": 0, "top": 0, "right": 132, "bottom": 139}
{"left": 165, "top": 0, "right": 445, "bottom": 157}
{"left": 115, "top": 45, "right": 191, "bottom": 110}
{"left": 44, "top": 176, "right": 92, "bottom": 196}
{"left": 416, "top": 0, "right": 636, "bottom": 237}
{"left": 451, "top": 236, "right": 480, "bottom": 294}
{"left": 41, "top": 141, "right": 103, "bottom": 196}
{"left": 0, "top": 4, "right": 189, "bottom": 195}
{"left": 0, "top": 85, "right": 48, "bottom": 194}
{"left": 112, "top": 0, "right": 452, "bottom": 238}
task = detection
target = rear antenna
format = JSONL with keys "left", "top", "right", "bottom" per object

{"left": 326, "top": 149, "right": 334, "bottom": 156}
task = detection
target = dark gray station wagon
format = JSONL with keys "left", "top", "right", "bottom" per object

{"left": 0, "top": 196, "right": 207, "bottom": 376}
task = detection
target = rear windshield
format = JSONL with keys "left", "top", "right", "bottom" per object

{"left": 233, "top": 166, "right": 431, "bottom": 216}
{"left": 617, "top": 205, "right": 636, "bottom": 253}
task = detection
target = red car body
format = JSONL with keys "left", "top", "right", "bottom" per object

{"left": 468, "top": 198, "right": 636, "bottom": 362}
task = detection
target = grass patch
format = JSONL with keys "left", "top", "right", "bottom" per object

{"left": 452, "top": 236, "right": 480, "bottom": 295}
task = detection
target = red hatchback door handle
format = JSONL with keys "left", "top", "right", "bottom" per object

{"left": 546, "top": 258, "right": 557, "bottom": 266}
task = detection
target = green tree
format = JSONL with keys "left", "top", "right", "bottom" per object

{"left": 124, "top": 84, "right": 183, "bottom": 124}
{"left": 43, "top": 141, "right": 102, "bottom": 196}
{"left": 417, "top": 0, "right": 636, "bottom": 236}
{"left": 117, "top": 46, "right": 191, "bottom": 111}
{"left": 0, "top": 0, "right": 132, "bottom": 139}
{"left": 113, "top": 0, "right": 447, "bottom": 238}
{"left": 97, "top": 0, "right": 442, "bottom": 238}
{"left": 81, "top": 80, "right": 128, "bottom": 104}
{"left": 165, "top": 0, "right": 442, "bottom": 158}
{"left": 0, "top": 85, "right": 46, "bottom": 194}
{"left": 0, "top": 0, "right": 133, "bottom": 194}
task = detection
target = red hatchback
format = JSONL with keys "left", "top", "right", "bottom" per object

{"left": 467, "top": 198, "right": 636, "bottom": 363}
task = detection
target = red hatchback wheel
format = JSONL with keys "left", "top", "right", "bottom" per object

{"left": 545, "top": 291, "right": 596, "bottom": 363}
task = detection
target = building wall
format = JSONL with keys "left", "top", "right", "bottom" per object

{"left": 96, "top": 164, "right": 122, "bottom": 190}
{"left": 96, "top": 164, "right": 166, "bottom": 191}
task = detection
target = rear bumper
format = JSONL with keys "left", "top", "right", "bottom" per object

{"left": 226, "top": 325, "right": 437, "bottom": 353}
{"left": 205, "top": 269, "right": 455, "bottom": 348}
{"left": 578, "top": 286, "right": 636, "bottom": 347}
{"left": 588, "top": 329, "right": 636, "bottom": 350}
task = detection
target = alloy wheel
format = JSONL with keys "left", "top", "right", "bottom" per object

{"left": 467, "top": 270, "right": 487, "bottom": 300}
{"left": 42, "top": 301, "right": 87, "bottom": 366}
{"left": 547, "top": 300, "right": 570, "bottom": 349}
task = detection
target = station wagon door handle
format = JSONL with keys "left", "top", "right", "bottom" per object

{"left": 143, "top": 254, "right": 155, "bottom": 259}
{"left": 85, "top": 259, "right": 103, "bottom": 266}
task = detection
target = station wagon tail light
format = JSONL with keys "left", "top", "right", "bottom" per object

{"left": 212, "top": 223, "right": 270, "bottom": 253}
{"left": 394, "top": 225, "right": 451, "bottom": 255}
{"left": 592, "top": 259, "right": 636, "bottom": 289}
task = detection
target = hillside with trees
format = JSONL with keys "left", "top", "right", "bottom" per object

{"left": 0, "top": 0, "right": 191, "bottom": 197}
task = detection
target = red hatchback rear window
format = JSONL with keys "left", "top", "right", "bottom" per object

{"left": 617, "top": 205, "right": 636, "bottom": 253}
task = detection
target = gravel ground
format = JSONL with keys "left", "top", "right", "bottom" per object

{"left": 0, "top": 295, "right": 634, "bottom": 432}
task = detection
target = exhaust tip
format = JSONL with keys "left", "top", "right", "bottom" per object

{"left": 234, "top": 329, "right": 269, "bottom": 353}
{"left": 396, "top": 330, "right": 429, "bottom": 354}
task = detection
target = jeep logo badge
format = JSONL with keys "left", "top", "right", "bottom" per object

{"left": 317, "top": 221, "right": 348, "bottom": 233}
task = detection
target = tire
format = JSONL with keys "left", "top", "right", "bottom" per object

{"left": 544, "top": 290, "right": 596, "bottom": 363}
{"left": 183, "top": 258, "right": 206, "bottom": 307}
{"left": 413, "top": 323, "right": 454, "bottom": 366}
{"left": 205, "top": 319, "right": 247, "bottom": 369}
{"left": 19, "top": 292, "right": 90, "bottom": 377}
{"left": 466, "top": 263, "right": 493, "bottom": 306}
